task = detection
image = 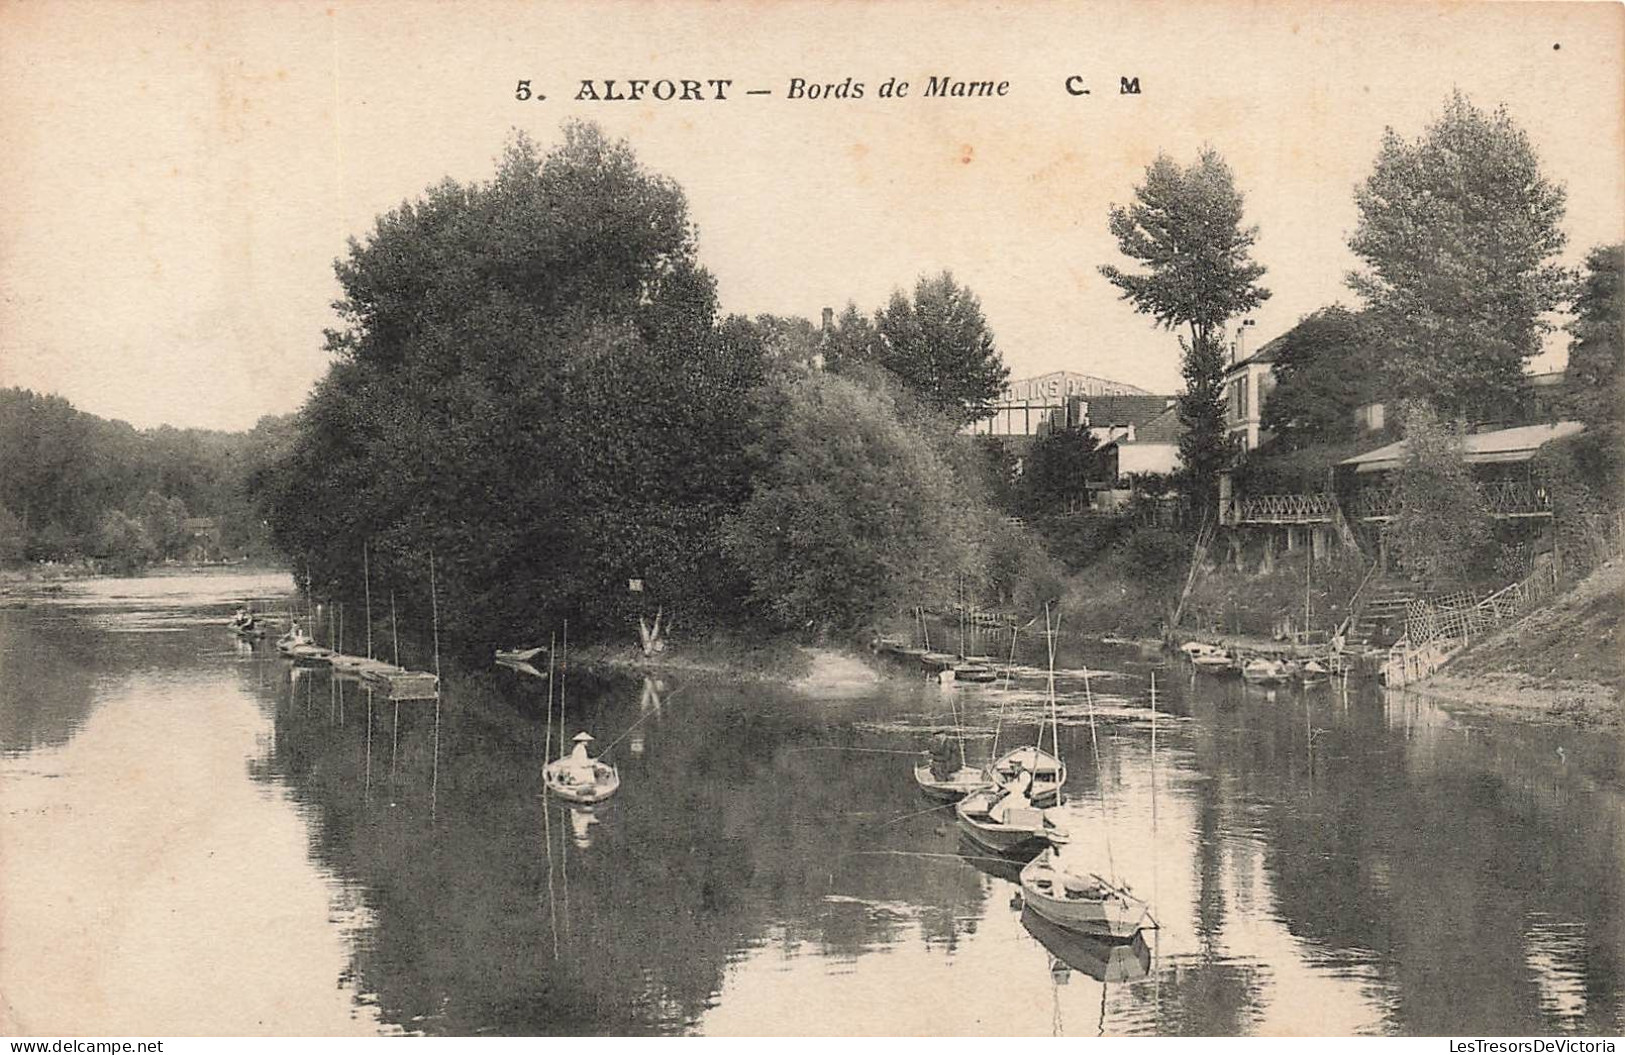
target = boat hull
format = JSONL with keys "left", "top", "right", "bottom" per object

{"left": 913, "top": 763, "right": 992, "bottom": 802}
{"left": 955, "top": 792, "right": 1064, "bottom": 859}
{"left": 1019, "top": 850, "right": 1154, "bottom": 940}
{"left": 989, "top": 746, "right": 1066, "bottom": 808}
{"left": 543, "top": 760, "right": 621, "bottom": 804}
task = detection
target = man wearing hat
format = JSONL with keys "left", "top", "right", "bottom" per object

{"left": 564, "top": 731, "right": 598, "bottom": 784}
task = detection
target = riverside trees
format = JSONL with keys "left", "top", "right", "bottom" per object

{"left": 1348, "top": 92, "right": 1568, "bottom": 425}
{"left": 257, "top": 124, "right": 1018, "bottom": 642}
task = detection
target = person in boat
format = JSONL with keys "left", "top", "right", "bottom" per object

{"left": 563, "top": 731, "right": 598, "bottom": 785}
{"left": 987, "top": 770, "right": 1034, "bottom": 823}
{"left": 928, "top": 732, "right": 957, "bottom": 781}
{"left": 232, "top": 604, "right": 253, "bottom": 628}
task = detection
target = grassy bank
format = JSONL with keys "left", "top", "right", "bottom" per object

{"left": 1417, "top": 559, "right": 1624, "bottom": 727}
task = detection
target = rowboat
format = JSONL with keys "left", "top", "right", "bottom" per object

{"left": 544, "top": 731, "right": 621, "bottom": 804}
{"left": 230, "top": 619, "right": 265, "bottom": 639}
{"left": 496, "top": 646, "right": 545, "bottom": 663}
{"left": 1019, "top": 847, "right": 1156, "bottom": 940}
{"left": 1189, "top": 649, "right": 1235, "bottom": 673}
{"left": 955, "top": 782, "right": 1069, "bottom": 858}
{"left": 989, "top": 745, "right": 1066, "bottom": 807}
{"left": 1240, "top": 657, "right": 1291, "bottom": 684}
{"left": 913, "top": 762, "right": 993, "bottom": 801}
{"left": 953, "top": 661, "right": 999, "bottom": 683}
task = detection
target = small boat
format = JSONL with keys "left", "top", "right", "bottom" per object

{"left": 495, "top": 646, "right": 545, "bottom": 664}
{"left": 989, "top": 745, "right": 1066, "bottom": 807}
{"left": 289, "top": 643, "right": 335, "bottom": 665}
{"left": 1300, "top": 658, "right": 1330, "bottom": 682}
{"left": 913, "top": 761, "right": 993, "bottom": 801}
{"left": 955, "top": 781, "right": 1068, "bottom": 858}
{"left": 953, "top": 661, "right": 999, "bottom": 683}
{"left": 1019, "top": 847, "right": 1156, "bottom": 940}
{"left": 1240, "top": 657, "right": 1291, "bottom": 684}
{"left": 544, "top": 731, "right": 621, "bottom": 804}
{"left": 920, "top": 651, "right": 959, "bottom": 672}
{"left": 366, "top": 669, "right": 439, "bottom": 699}
{"left": 1179, "top": 640, "right": 1221, "bottom": 658}
{"left": 275, "top": 628, "right": 311, "bottom": 654}
{"left": 1189, "top": 648, "right": 1235, "bottom": 672}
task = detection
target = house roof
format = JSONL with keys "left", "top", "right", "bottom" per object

{"left": 1098, "top": 405, "right": 1184, "bottom": 447}
{"left": 1341, "top": 421, "right": 1585, "bottom": 474}
{"left": 1080, "top": 395, "right": 1175, "bottom": 429}
{"left": 1224, "top": 336, "right": 1285, "bottom": 376}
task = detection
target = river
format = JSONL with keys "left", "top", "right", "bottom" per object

{"left": 1, "top": 571, "right": 1619, "bottom": 1036}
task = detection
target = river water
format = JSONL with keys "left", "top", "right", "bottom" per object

{"left": 1, "top": 571, "right": 1620, "bottom": 1037}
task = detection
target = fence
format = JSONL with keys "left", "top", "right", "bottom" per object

{"left": 1383, "top": 510, "right": 1624, "bottom": 687}
{"left": 1231, "top": 492, "right": 1339, "bottom": 524}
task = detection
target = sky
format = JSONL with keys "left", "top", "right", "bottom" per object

{"left": 1, "top": 0, "right": 1621, "bottom": 431}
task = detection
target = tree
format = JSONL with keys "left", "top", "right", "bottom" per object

{"left": 1348, "top": 91, "right": 1568, "bottom": 423}
{"left": 1100, "top": 149, "right": 1271, "bottom": 512}
{"left": 1389, "top": 401, "right": 1495, "bottom": 590}
{"left": 871, "top": 272, "right": 1009, "bottom": 425}
{"left": 1565, "top": 244, "right": 1622, "bottom": 428}
{"left": 257, "top": 123, "right": 769, "bottom": 643}
{"left": 724, "top": 373, "right": 971, "bottom": 630}
{"left": 1021, "top": 424, "right": 1101, "bottom": 514}
{"left": 1258, "top": 306, "right": 1379, "bottom": 451}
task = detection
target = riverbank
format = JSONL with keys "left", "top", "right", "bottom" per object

{"left": 1415, "top": 560, "right": 1624, "bottom": 727}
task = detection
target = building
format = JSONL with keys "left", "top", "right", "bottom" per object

{"left": 1222, "top": 335, "right": 1282, "bottom": 452}
{"left": 971, "top": 371, "right": 1155, "bottom": 437}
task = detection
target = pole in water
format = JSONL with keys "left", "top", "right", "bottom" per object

{"left": 429, "top": 549, "right": 442, "bottom": 820}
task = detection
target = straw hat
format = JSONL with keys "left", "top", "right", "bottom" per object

{"left": 572, "top": 731, "right": 595, "bottom": 743}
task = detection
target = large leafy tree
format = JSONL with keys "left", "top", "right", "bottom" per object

{"left": 1348, "top": 92, "right": 1568, "bottom": 423}
{"left": 1258, "top": 306, "right": 1379, "bottom": 451}
{"left": 724, "top": 372, "right": 972, "bottom": 631}
{"left": 1021, "top": 424, "right": 1101, "bottom": 514}
{"left": 870, "top": 271, "right": 1009, "bottom": 426}
{"left": 259, "top": 124, "right": 768, "bottom": 643}
{"left": 1100, "top": 149, "right": 1271, "bottom": 511}
{"left": 1565, "top": 243, "right": 1622, "bottom": 429}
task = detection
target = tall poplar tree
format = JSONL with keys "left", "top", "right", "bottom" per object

{"left": 1100, "top": 148, "right": 1271, "bottom": 512}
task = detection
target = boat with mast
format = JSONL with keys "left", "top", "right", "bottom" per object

{"left": 955, "top": 604, "right": 1069, "bottom": 858}
{"left": 1018, "top": 658, "right": 1155, "bottom": 940}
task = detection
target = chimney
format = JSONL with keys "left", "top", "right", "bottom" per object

{"left": 822, "top": 306, "right": 834, "bottom": 333}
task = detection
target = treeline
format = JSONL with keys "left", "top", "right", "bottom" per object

{"left": 252, "top": 124, "right": 1041, "bottom": 648}
{"left": 0, "top": 388, "right": 290, "bottom": 571}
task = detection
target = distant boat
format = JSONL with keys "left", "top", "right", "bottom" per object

{"left": 496, "top": 646, "right": 545, "bottom": 663}
{"left": 1189, "top": 647, "right": 1234, "bottom": 672}
{"left": 913, "top": 761, "right": 992, "bottom": 801}
{"left": 1019, "top": 850, "right": 1156, "bottom": 941}
{"left": 1240, "top": 657, "right": 1291, "bottom": 684}
{"left": 953, "top": 661, "right": 999, "bottom": 683}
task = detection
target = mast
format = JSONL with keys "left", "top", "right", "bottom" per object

{"left": 364, "top": 541, "right": 373, "bottom": 660}
{"left": 545, "top": 630, "right": 557, "bottom": 763}
{"left": 390, "top": 590, "right": 400, "bottom": 667}
{"left": 559, "top": 620, "right": 569, "bottom": 759}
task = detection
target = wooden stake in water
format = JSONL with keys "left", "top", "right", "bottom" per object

{"left": 430, "top": 549, "right": 442, "bottom": 819}
{"left": 364, "top": 541, "right": 374, "bottom": 660}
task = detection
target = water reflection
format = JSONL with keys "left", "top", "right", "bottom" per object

{"left": 1, "top": 574, "right": 1621, "bottom": 1036}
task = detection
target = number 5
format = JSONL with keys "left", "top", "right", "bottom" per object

{"left": 515, "top": 80, "right": 532, "bottom": 101}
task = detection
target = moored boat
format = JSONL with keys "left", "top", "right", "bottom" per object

{"left": 989, "top": 744, "right": 1066, "bottom": 807}
{"left": 1240, "top": 656, "right": 1291, "bottom": 684}
{"left": 955, "top": 779, "right": 1068, "bottom": 858}
{"left": 913, "top": 761, "right": 993, "bottom": 801}
{"left": 495, "top": 646, "right": 545, "bottom": 663}
{"left": 1019, "top": 847, "right": 1156, "bottom": 940}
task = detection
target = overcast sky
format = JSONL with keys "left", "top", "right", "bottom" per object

{"left": 2, "top": 0, "right": 1621, "bottom": 431}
